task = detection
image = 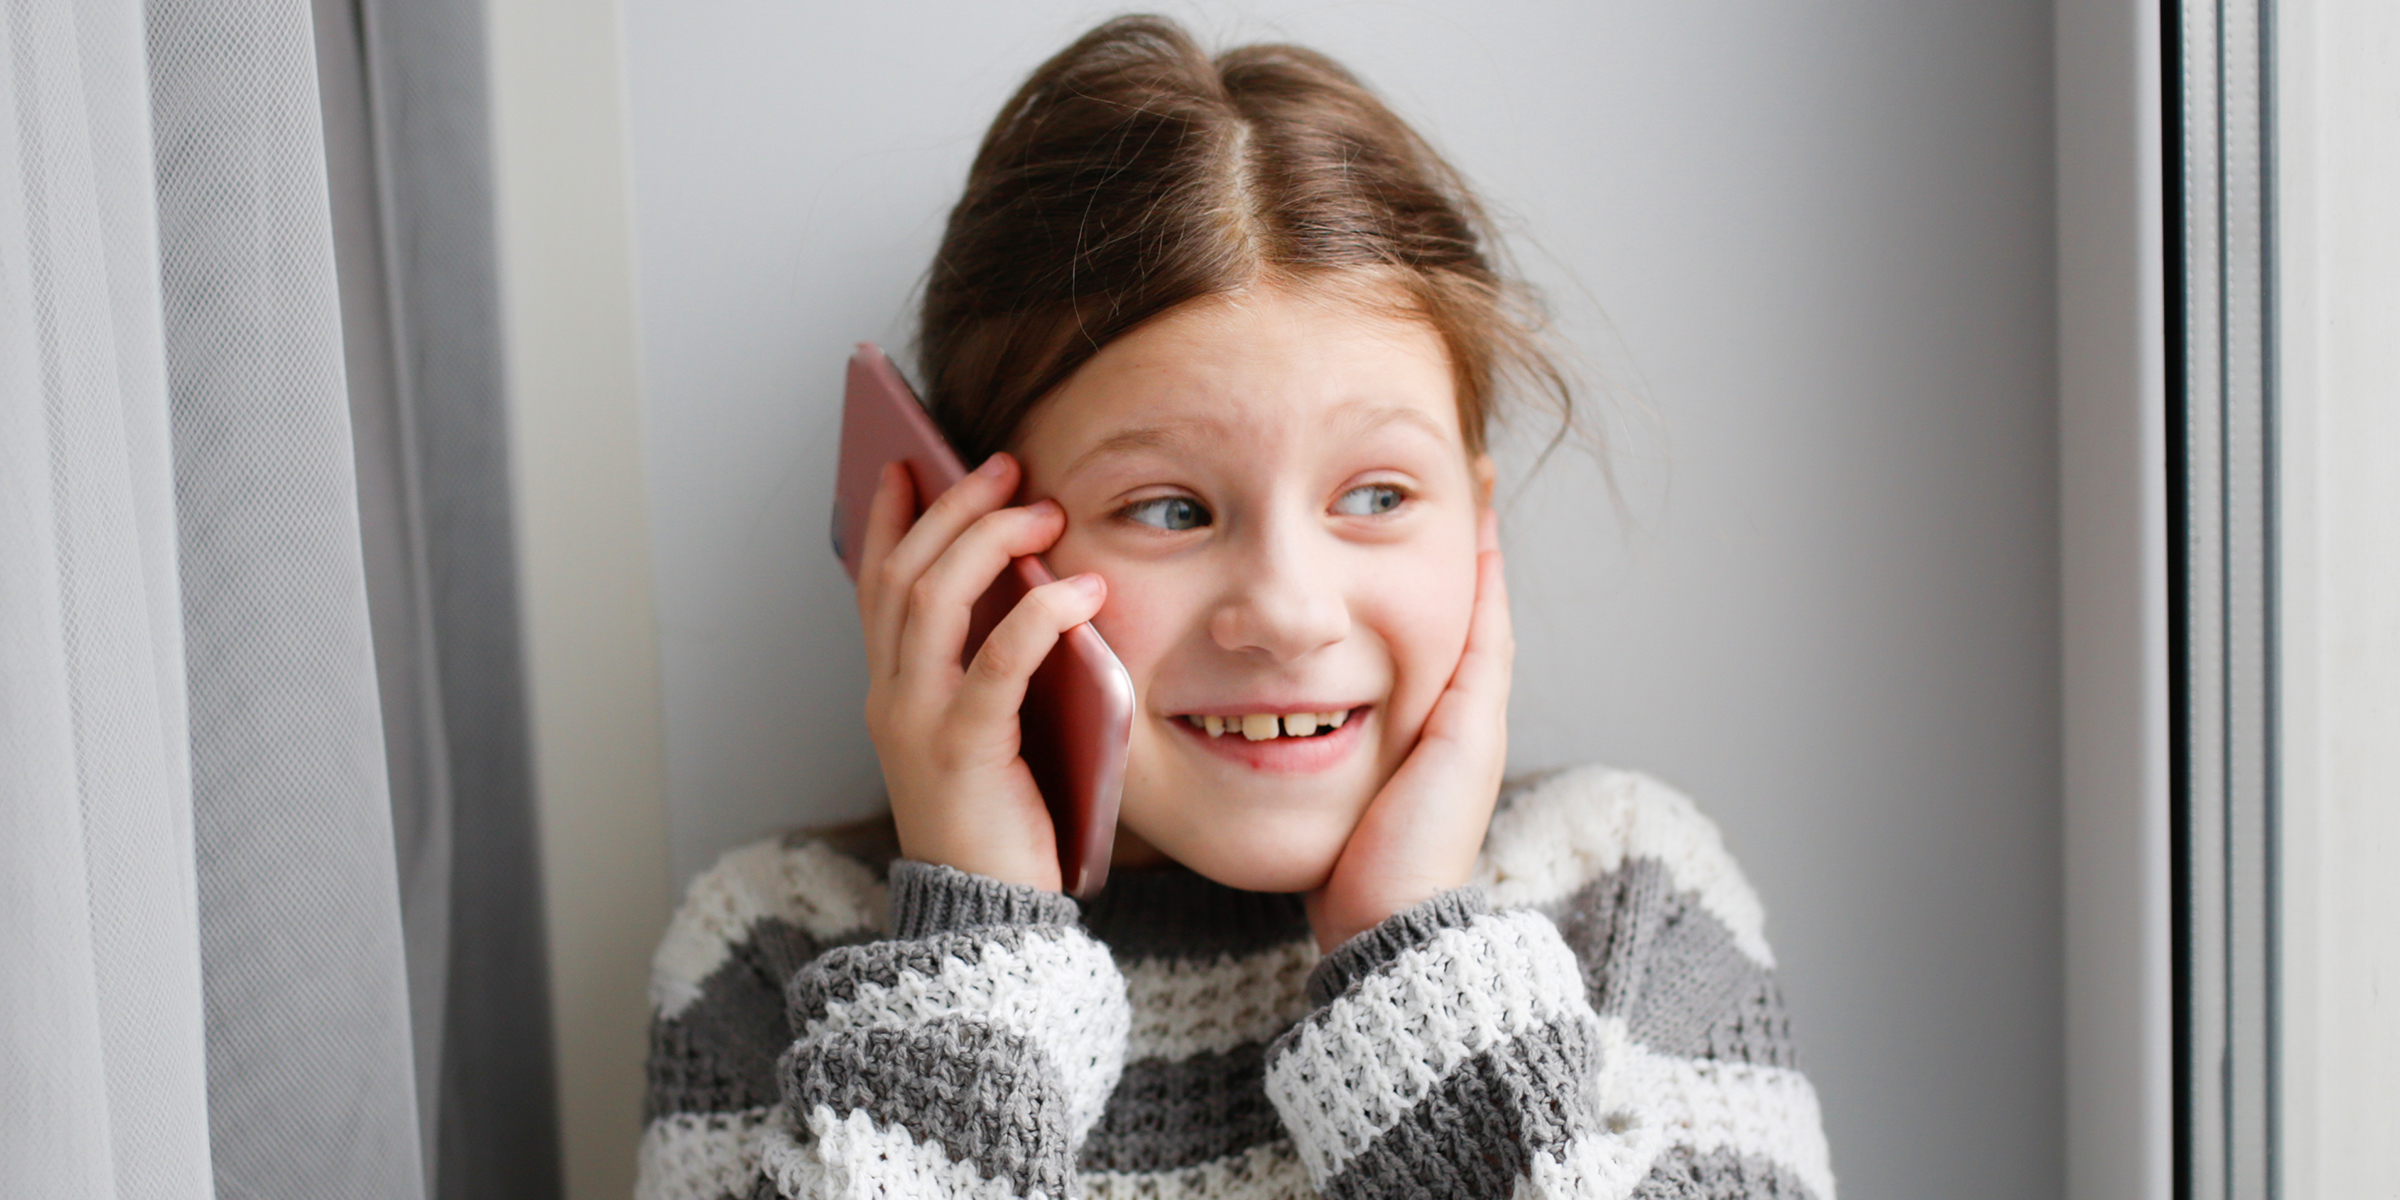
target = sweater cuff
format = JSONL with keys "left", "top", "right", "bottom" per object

{"left": 887, "top": 860, "right": 1081, "bottom": 939}
{"left": 1305, "top": 886, "right": 1490, "bottom": 1007}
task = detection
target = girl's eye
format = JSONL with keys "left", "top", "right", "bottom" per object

{"left": 1331, "top": 484, "right": 1406, "bottom": 517}
{"left": 1123, "top": 496, "right": 1211, "bottom": 531}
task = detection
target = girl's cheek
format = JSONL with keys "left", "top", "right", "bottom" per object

{"left": 1077, "top": 566, "right": 1183, "bottom": 686}
{"left": 1365, "top": 539, "right": 1480, "bottom": 717}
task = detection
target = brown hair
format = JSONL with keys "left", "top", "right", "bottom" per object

{"left": 917, "top": 14, "right": 1570, "bottom": 462}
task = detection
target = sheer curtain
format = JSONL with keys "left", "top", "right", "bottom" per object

{"left": 3, "top": 0, "right": 427, "bottom": 1194}
{"left": 314, "top": 0, "right": 562, "bottom": 1192}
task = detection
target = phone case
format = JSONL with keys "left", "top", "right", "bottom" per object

{"left": 831, "top": 343, "right": 1131, "bottom": 897}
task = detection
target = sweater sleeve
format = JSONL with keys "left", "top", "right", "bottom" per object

{"left": 1262, "top": 887, "right": 1652, "bottom": 1198}
{"left": 634, "top": 843, "right": 1129, "bottom": 1200}
{"left": 758, "top": 861, "right": 1131, "bottom": 1199}
{"left": 1263, "top": 769, "right": 1836, "bottom": 1200}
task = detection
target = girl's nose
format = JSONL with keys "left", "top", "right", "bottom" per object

{"left": 1209, "top": 541, "right": 1350, "bottom": 662}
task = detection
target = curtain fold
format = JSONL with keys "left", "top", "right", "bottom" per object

{"left": 313, "top": 0, "right": 564, "bottom": 1192}
{"left": 148, "top": 0, "right": 425, "bottom": 1194}
{"left": 3, "top": 0, "right": 217, "bottom": 1194}
{"left": 311, "top": 0, "right": 459, "bottom": 1176}
{"left": 354, "top": 0, "right": 561, "bottom": 1191}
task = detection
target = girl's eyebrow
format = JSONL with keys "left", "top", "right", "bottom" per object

{"left": 1066, "top": 420, "right": 1217, "bottom": 474}
{"left": 1336, "top": 402, "right": 1449, "bottom": 442}
{"left": 1067, "top": 402, "right": 1449, "bottom": 475}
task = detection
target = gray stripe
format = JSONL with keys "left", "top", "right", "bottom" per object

{"left": 1546, "top": 857, "right": 1669, "bottom": 1018}
{"left": 1319, "top": 1017, "right": 1602, "bottom": 1200}
{"left": 1693, "top": 977, "right": 1801, "bottom": 1070}
{"left": 645, "top": 918, "right": 869, "bottom": 1119}
{"left": 890, "top": 860, "right": 1081, "bottom": 938}
{"left": 1079, "top": 866, "right": 1310, "bottom": 963}
{"left": 1630, "top": 1144, "right": 1821, "bottom": 1200}
{"left": 1079, "top": 1043, "right": 1281, "bottom": 1173}
{"left": 782, "top": 1016, "right": 1074, "bottom": 1199}
{"left": 1546, "top": 858, "right": 1799, "bottom": 1068}
{"left": 784, "top": 924, "right": 1059, "bottom": 1030}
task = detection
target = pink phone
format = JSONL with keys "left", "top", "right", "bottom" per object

{"left": 831, "top": 343, "right": 1131, "bottom": 897}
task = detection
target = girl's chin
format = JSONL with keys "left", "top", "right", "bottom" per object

{"left": 1128, "top": 817, "right": 1352, "bottom": 895}
{"left": 1185, "top": 852, "right": 1337, "bottom": 896}
{"left": 1112, "top": 760, "right": 1387, "bottom": 894}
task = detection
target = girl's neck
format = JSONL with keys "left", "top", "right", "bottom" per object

{"left": 1108, "top": 823, "right": 1172, "bottom": 869}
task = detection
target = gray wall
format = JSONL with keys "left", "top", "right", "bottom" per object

{"left": 616, "top": 2, "right": 2061, "bottom": 1197}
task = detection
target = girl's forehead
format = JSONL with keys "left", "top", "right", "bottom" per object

{"left": 1016, "top": 286, "right": 1463, "bottom": 467}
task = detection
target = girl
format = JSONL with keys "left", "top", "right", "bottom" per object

{"left": 639, "top": 16, "right": 1832, "bottom": 1200}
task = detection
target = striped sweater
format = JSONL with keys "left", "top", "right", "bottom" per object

{"left": 636, "top": 765, "right": 1835, "bottom": 1199}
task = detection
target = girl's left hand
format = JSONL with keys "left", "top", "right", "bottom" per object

{"left": 1306, "top": 507, "right": 1513, "bottom": 953}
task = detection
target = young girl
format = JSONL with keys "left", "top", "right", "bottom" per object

{"left": 639, "top": 16, "right": 1832, "bottom": 1200}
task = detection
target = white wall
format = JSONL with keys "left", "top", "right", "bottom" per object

{"left": 616, "top": 2, "right": 2063, "bottom": 1196}
{"left": 2277, "top": 0, "right": 2400, "bottom": 1190}
{"left": 487, "top": 1, "right": 670, "bottom": 1196}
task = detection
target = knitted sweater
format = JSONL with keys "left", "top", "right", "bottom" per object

{"left": 637, "top": 765, "right": 1834, "bottom": 1200}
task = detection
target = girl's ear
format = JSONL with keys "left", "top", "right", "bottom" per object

{"left": 1470, "top": 453, "right": 1497, "bottom": 508}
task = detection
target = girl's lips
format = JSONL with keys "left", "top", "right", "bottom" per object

{"left": 1166, "top": 706, "right": 1369, "bottom": 775}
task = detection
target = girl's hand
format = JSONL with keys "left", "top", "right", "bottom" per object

{"left": 1306, "top": 507, "right": 1513, "bottom": 953}
{"left": 854, "top": 452, "right": 1106, "bottom": 892}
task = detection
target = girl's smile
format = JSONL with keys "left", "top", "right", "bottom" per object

{"left": 1167, "top": 704, "right": 1373, "bottom": 774}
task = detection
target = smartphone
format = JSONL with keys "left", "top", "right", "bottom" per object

{"left": 831, "top": 343, "right": 1131, "bottom": 897}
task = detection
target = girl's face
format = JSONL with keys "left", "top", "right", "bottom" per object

{"left": 1013, "top": 283, "right": 1491, "bottom": 893}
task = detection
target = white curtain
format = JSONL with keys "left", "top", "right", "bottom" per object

{"left": 1, "top": 0, "right": 425, "bottom": 1195}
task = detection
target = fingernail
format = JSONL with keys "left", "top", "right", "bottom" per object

{"left": 1030, "top": 498, "right": 1062, "bottom": 518}
{"left": 1069, "top": 572, "right": 1104, "bottom": 597}
{"left": 974, "top": 452, "right": 1011, "bottom": 479}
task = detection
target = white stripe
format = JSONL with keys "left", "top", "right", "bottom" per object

{"left": 1623, "top": 1045, "right": 1836, "bottom": 1200}
{"left": 1121, "top": 940, "right": 1315, "bottom": 1062}
{"left": 1512, "top": 1120, "right": 1666, "bottom": 1200}
{"left": 1263, "top": 910, "right": 1591, "bottom": 1184}
{"left": 807, "top": 929, "right": 1131, "bottom": 1135}
{"left": 1081, "top": 1138, "right": 1315, "bottom": 1200}
{"left": 651, "top": 839, "right": 885, "bottom": 1019}
{"left": 1477, "top": 766, "right": 1776, "bottom": 968}
{"left": 634, "top": 1106, "right": 774, "bottom": 1200}
{"left": 764, "top": 1107, "right": 1044, "bottom": 1200}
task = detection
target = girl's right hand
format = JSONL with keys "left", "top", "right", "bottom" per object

{"left": 853, "top": 451, "right": 1106, "bottom": 893}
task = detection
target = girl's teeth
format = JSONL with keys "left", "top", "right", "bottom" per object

{"left": 1185, "top": 709, "right": 1355, "bottom": 739}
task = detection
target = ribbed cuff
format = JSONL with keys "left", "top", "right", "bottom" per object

{"left": 888, "top": 860, "right": 1082, "bottom": 938}
{"left": 1305, "top": 886, "right": 1490, "bottom": 1007}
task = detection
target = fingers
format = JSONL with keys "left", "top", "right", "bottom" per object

{"left": 890, "top": 452, "right": 1022, "bottom": 580}
{"left": 1454, "top": 543, "right": 1514, "bottom": 694}
{"left": 1420, "top": 538, "right": 1513, "bottom": 746}
{"left": 1454, "top": 506, "right": 1510, "bottom": 693}
{"left": 856, "top": 462, "right": 914, "bottom": 671}
{"left": 893, "top": 499, "right": 1066, "bottom": 683}
{"left": 858, "top": 452, "right": 1029, "bottom": 677}
{"left": 947, "top": 573, "right": 1107, "bottom": 737}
